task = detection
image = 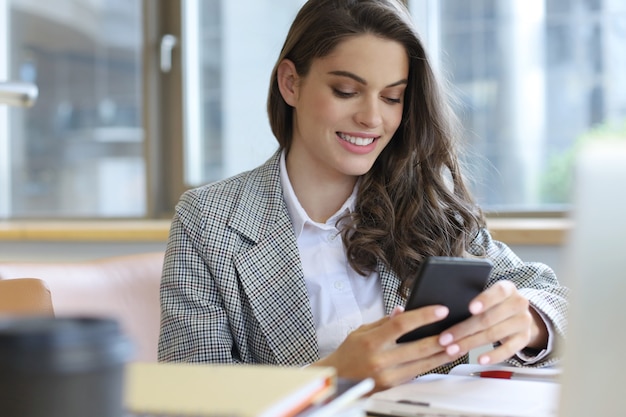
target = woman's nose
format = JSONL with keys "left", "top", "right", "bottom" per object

{"left": 354, "top": 97, "right": 383, "bottom": 128}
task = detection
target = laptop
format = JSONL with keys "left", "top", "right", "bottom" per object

{"left": 557, "top": 140, "right": 626, "bottom": 416}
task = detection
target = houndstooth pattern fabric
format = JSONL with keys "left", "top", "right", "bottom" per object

{"left": 158, "top": 150, "right": 569, "bottom": 371}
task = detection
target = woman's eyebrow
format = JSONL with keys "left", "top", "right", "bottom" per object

{"left": 328, "top": 70, "right": 407, "bottom": 88}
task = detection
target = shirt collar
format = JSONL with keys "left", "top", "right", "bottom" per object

{"left": 279, "top": 150, "right": 357, "bottom": 238}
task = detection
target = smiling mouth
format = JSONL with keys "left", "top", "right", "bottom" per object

{"left": 337, "top": 132, "right": 377, "bottom": 146}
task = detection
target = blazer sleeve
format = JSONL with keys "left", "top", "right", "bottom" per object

{"left": 469, "top": 228, "right": 570, "bottom": 367}
{"left": 158, "top": 191, "right": 241, "bottom": 364}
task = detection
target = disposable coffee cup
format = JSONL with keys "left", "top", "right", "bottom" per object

{"left": 0, "top": 316, "right": 132, "bottom": 417}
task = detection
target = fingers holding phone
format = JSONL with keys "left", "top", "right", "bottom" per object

{"left": 396, "top": 256, "right": 493, "bottom": 344}
{"left": 314, "top": 304, "right": 454, "bottom": 391}
{"left": 438, "top": 280, "right": 544, "bottom": 365}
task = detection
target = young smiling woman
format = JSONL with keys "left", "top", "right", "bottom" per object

{"left": 158, "top": 0, "right": 569, "bottom": 392}
{"left": 277, "top": 34, "right": 408, "bottom": 222}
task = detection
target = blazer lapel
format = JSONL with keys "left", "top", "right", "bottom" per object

{"left": 378, "top": 259, "right": 405, "bottom": 314}
{"left": 230, "top": 152, "right": 319, "bottom": 365}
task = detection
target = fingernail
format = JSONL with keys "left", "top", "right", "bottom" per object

{"left": 446, "top": 344, "right": 460, "bottom": 355}
{"left": 439, "top": 333, "right": 453, "bottom": 346}
{"left": 479, "top": 355, "right": 491, "bottom": 365}
{"left": 435, "top": 306, "right": 449, "bottom": 318}
{"left": 469, "top": 301, "right": 483, "bottom": 314}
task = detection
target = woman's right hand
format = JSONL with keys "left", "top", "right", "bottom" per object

{"left": 312, "top": 305, "right": 458, "bottom": 392}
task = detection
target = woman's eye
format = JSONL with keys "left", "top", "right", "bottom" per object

{"left": 332, "top": 88, "right": 355, "bottom": 98}
{"left": 384, "top": 97, "right": 402, "bottom": 104}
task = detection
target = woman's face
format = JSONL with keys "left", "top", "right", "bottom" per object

{"left": 281, "top": 34, "right": 409, "bottom": 183}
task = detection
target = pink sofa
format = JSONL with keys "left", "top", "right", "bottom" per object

{"left": 0, "top": 252, "right": 164, "bottom": 362}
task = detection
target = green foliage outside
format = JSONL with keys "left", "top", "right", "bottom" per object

{"left": 540, "top": 120, "right": 626, "bottom": 204}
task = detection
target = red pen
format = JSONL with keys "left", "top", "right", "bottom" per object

{"left": 472, "top": 370, "right": 515, "bottom": 379}
{"left": 470, "top": 370, "right": 559, "bottom": 383}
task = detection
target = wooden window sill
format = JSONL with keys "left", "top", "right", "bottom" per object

{"left": 486, "top": 218, "right": 571, "bottom": 246}
{"left": 0, "top": 218, "right": 572, "bottom": 245}
{"left": 0, "top": 220, "right": 172, "bottom": 242}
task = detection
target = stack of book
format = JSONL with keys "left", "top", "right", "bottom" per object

{"left": 125, "top": 362, "right": 373, "bottom": 417}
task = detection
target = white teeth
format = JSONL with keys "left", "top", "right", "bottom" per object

{"left": 338, "top": 133, "right": 375, "bottom": 146}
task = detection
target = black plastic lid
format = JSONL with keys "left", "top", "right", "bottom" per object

{"left": 0, "top": 316, "right": 133, "bottom": 373}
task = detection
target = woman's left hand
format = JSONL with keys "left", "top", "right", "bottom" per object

{"left": 436, "top": 280, "right": 548, "bottom": 365}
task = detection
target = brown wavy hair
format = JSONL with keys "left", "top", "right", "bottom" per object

{"left": 267, "top": 0, "right": 486, "bottom": 295}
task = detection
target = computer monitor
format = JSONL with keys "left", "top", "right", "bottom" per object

{"left": 558, "top": 140, "right": 626, "bottom": 416}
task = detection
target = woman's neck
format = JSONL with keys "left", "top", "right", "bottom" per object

{"left": 285, "top": 156, "right": 356, "bottom": 224}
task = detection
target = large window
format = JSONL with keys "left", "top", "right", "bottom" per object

{"left": 1, "top": 0, "right": 625, "bottom": 219}
{"left": 1, "top": 0, "right": 145, "bottom": 218}
{"left": 412, "top": 0, "right": 626, "bottom": 212}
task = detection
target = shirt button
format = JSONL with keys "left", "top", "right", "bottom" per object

{"left": 333, "top": 281, "right": 344, "bottom": 290}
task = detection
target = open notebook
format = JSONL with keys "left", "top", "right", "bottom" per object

{"left": 365, "top": 364, "right": 560, "bottom": 417}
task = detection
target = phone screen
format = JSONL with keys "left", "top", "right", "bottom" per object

{"left": 396, "top": 256, "right": 493, "bottom": 343}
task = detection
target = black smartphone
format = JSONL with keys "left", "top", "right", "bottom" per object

{"left": 396, "top": 256, "right": 493, "bottom": 343}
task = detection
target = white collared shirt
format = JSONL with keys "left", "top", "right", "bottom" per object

{"left": 279, "top": 152, "right": 385, "bottom": 359}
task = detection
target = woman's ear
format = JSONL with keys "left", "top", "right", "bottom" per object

{"left": 276, "top": 59, "right": 299, "bottom": 107}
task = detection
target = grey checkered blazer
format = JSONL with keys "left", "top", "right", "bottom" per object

{"left": 158, "top": 150, "right": 568, "bottom": 371}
